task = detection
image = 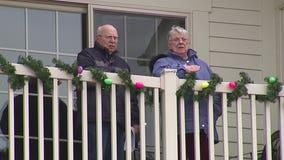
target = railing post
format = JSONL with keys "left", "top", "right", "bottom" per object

{"left": 160, "top": 69, "right": 178, "bottom": 160}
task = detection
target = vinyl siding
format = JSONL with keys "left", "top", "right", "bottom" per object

{"left": 209, "top": 6, "right": 263, "bottom": 81}
{"left": 209, "top": 0, "right": 267, "bottom": 158}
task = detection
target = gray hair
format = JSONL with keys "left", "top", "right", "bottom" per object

{"left": 96, "top": 24, "right": 115, "bottom": 35}
{"left": 96, "top": 25, "right": 103, "bottom": 35}
{"left": 167, "top": 25, "right": 189, "bottom": 41}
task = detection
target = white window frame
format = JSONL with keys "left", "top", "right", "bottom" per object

{"left": 88, "top": 4, "right": 192, "bottom": 48}
{"left": 278, "top": 4, "right": 284, "bottom": 81}
{"left": 0, "top": 0, "right": 86, "bottom": 13}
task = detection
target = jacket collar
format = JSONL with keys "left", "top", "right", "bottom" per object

{"left": 166, "top": 49, "right": 198, "bottom": 59}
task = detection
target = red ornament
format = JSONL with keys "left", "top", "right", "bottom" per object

{"left": 77, "top": 66, "right": 83, "bottom": 74}
{"left": 228, "top": 82, "right": 236, "bottom": 89}
{"left": 135, "top": 82, "right": 144, "bottom": 89}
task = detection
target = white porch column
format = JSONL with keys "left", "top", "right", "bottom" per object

{"left": 160, "top": 69, "right": 178, "bottom": 160}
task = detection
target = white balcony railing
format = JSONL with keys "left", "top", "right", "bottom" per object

{"left": 0, "top": 64, "right": 283, "bottom": 160}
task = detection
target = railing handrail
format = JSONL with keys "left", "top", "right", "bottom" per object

{"left": 3, "top": 63, "right": 284, "bottom": 96}
{"left": 1, "top": 63, "right": 284, "bottom": 160}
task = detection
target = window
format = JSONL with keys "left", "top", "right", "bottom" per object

{"left": 0, "top": 2, "right": 186, "bottom": 89}
{"left": 0, "top": 4, "right": 87, "bottom": 103}
{"left": 0, "top": 3, "right": 186, "bottom": 75}
{"left": 93, "top": 10, "right": 185, "bottom": 75}
{"left": 0, "top": 5, "right": 86, "bottom": 65}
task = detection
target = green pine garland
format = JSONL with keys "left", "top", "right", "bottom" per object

{"left": 176, "top": 72, "right": 196, "bottom": 98}
{"left": 87, "top": 67, "right": 111, "bottom": 91}
{"left": 1, "top": 55, "right": 283, "bottom": 104}
{"left": 0, "top": 55, "right": 26, "bottom": 90}
{"left": 118, "top": 69, "right": 134, "bottom": 89}
{"left": 0, "top": 55, "right": 16, "bottom": 74}
{"left": 18, "top": 55, "right": 53, "bottom": 93}
{"left": 194, "top": 73, "right": 223, "bottom": 101}
{"left": 227, "top": 72, "right": 253, "bottom": 106}
{"left": 52, "top": 58, "right": 82, "bottom": 90}
{"left": 117, "top": 69, "right": 146, "bottom": 94}
{"left": 256, "top": 77, "right": 282, "bottom": 103}
{"left": 175, "top": 72, "right": 223, "bottom": 101}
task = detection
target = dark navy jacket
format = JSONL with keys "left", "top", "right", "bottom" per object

{"left": 77, "top": 42, "right": 139, "bottom": 129}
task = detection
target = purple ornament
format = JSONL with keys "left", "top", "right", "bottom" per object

{"left": 77, "top": 66, "right": 83, "bottom": 74}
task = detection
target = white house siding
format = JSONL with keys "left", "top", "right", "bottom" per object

{"left": 209, "top": 0, "right": 262, "bottom": 81}
{"left": 209, "top": 0, "right": 278, "bottom": 159}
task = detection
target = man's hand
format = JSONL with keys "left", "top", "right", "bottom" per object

{"left": 132, "top": 124, "right": 140, "bottom": 134}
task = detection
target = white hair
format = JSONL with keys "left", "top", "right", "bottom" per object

{"left": 167, "top": 25, "right": 189, "bottom": 40}
{"left": 96, "top": 24, "right": 115, "bottom": 35}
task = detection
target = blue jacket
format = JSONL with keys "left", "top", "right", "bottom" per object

{"left": 76, "top": 42, "right": 139, "bottom": 129}
{"left": 152, "top": 49, "right": 222, "bottom": 143}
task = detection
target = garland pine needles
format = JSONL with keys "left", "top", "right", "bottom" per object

{"left": 117, "top": 69, "right": 146, "bottom": 94}
{"left": 227, "top": 72, "right": 253, "bottom": 106}
{"left": 1, "top": 55, "right": 283, "bottom": 105}
{"left": 0, "top": 55, "right": 25, "bottom": 90}
{"left": 87, "top": 67, "right": 110, "bottom": 91}
{"left": 256, "top": 77, "right": 282, "bottom": 103}
{"left": 194, "top": 73, "right": 223, "bottom": 101}
{"left": 52, "top": 58, "right": 82, "bottom": 90}
{"left": 176, "top": 72, "right": 196, "bottom": 98}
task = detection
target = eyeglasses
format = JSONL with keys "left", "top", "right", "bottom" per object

{"left": 99, "top": 35, "right": 119, "bottom": 41}
{"left": 169, "top": 37, "right": 188, "bottom": 43}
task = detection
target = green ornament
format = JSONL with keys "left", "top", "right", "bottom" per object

{"left": 268, "top": 76, "right": 276, "bottom": 84}
{"left": 104, "top": 78, "right": 112, "bottom": 85}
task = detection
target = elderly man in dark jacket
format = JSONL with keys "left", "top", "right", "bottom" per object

{"left": 77, "top": 24, "right": 139, "bottom": 160}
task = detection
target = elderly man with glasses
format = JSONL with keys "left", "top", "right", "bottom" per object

{"left": 76, "top": 24, "right": 140, "bottom": 160}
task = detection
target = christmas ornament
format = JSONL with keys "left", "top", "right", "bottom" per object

{"left": 104, "top": 78, "right": 112, "bottom": 85}
{"left": 228, "top": 82, "right": 236, "bottom": 89}
{"left": 201, "top": 82, "right": 209, "bottom": 88}
{"left": 268, "top": 76, "right": 276, "bottom": 84}
{"left": 135, "top": 82, "right": 144, "bottom": 89}
{"left": 77, "top": 66, "right": 83, "bottom": 74}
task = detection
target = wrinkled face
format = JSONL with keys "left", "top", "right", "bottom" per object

{"left": 168, "top": 31, "right": 190, "bottom": 56}
{"left": 96, "top": 25, "right": 119, "bottom": 54}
